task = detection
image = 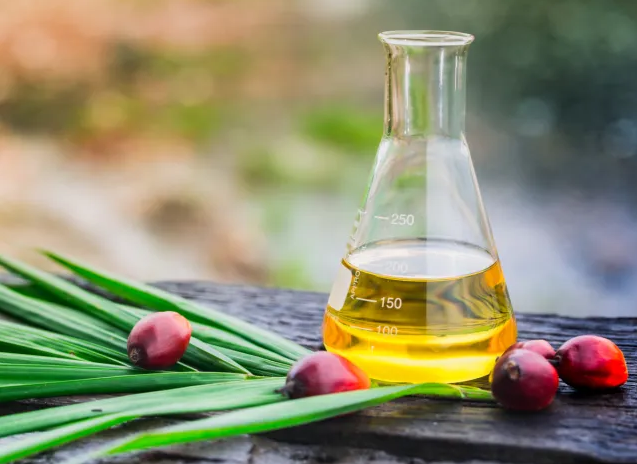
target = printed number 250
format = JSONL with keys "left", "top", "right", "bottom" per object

{"left": 391, "top": 214, "right": 415, "bottom": 226}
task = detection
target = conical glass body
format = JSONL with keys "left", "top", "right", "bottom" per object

{"left": 323, "top": 31, "right": 517, "bottom": 384}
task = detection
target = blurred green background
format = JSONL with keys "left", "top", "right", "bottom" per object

{"left": 2, "top": 0, "right": 637, "bottom": 317}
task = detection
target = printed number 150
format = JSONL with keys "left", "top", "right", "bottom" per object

{"left": 380, "top": 297, "right": 402, "bottom": 309}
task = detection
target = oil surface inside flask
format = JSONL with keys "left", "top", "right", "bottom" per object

{"left": 324, "top": 239, "right": 517, "bottom": 384}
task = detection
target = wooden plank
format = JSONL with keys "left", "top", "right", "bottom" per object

{"left": 1, "top": 281, "right": 635, "bottom": 463}
{"left": 156, "top": 282, "right": 637, "bottom": 464}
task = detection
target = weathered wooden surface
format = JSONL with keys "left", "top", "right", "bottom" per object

{"left": 2, "top": 281, "right": 636, "bottom": 464}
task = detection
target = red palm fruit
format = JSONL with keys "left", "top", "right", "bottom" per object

{"left": 278, "top": 351, "right": 371, "bottom": 399}
{"left": 127, "top": 312, "right": 192, "bottom": 369}
{"left": 554, "top": 335, "right": 628, "bottom": 390}
{"left": 491, "top": 349, "right": 559, "bottom": 412}
{"left": 503, "top": 340, "right": 556, "bottom": 360}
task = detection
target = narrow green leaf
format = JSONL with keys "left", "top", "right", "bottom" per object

{"left": 98, "top": 384, "right": 493, "bottom": 458}
{"left": 30, "top": 295, "right": 126, "bottom": 334}
{"left": 193, "top": 323, "right": 294, "bottom": 365}
{"left": 0, "top": 334, "right": 126, "bottom": 366}
{"left": 0, "top": 284, "right": 128, "bottom": 352}
{"left": 0, "top": 372, "right": 245, "bottom": 403}
{"left": 0, "top": 353, "right": 124, "bottom": 369}
{"left": 0, "top": 318, "right": 129, "bottom": 365}
{"left": 0, "top": 414, "right": 134, "bottom": 464}
{"left": 0, "top": 255, "right": 138, "bottom": 329}
{"left": 187, "top": 338, "right": 250, "bottom": 374}
{"left": 0, "top": 379, "right": 286, "bottom": 462}
{"left": 5, "top": 282, "right": 68, "bottom": 305}
{"left": 44, "top": 251, "right": 311, "bottom": 361}
{"left": 0, "top": 337, "right": 80, "bottom": 361}
{"left": 0, "top": 256, "right": 248, "bottom": 374}
{"left": 0, "top": 363, "right": 137, "bottom": 382}
{"left": 0, "top": 379, "right": 491, "bottom": 463}
{"left": 0, "top": 375, "right": 258, "bottom": 431}
{"left": 213, "top": 346, "right": 291, "bottom": 376}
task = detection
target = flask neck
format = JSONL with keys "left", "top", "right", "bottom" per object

{"left": 381, "top": 32, "right": 472, "bottom": 139}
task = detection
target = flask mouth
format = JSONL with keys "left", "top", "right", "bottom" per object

{"left": 379, "top": 30, "right": 474, "bottom": 47}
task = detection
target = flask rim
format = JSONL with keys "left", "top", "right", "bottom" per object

{"left": 379, "top": 30, "right": 474, "bottom": 47}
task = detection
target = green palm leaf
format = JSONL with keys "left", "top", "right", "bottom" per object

{"left": 0, "top": 383, "right": 492, "bottom": 463}
{"left": 43, "top": 251, "right": 311, "bottom": 361}
{"left": 0, "top": 378, "right": 288, "bottom": 463}
{"left": 0, "top": 320, "right": 130, "bottom": 365}
{"left": 0, "top": 284, "right": 128, "bottom": 352}
{"left": 0, "top": 375, "right": 263, "bottom": 434}
{"left": 0, "top": 414, "right": 134, "bottom": 464}
{"left": 0, "top": 363, "right": 137, "bottom": 382}
{"left": 0, "top": 372, "right": 245, "bottom": 403}
{"left": 81, "top": 383, "right": 491, "bottom": 463}
{"left": 0, "top": 353, "right": 124, "bottom": 368}
{"left": 0, "top": 255, "right": 248, "bottom": 374}
{"left": 109, "top": 383, "right": 492, "bottom": 455}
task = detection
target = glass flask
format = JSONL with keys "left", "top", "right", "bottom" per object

{"left": 323, "top": 31, "right": 517, "bottom": 384}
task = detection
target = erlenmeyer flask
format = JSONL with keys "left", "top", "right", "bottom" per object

{"left": 323, "top": 31, "right": 517, "bottom": 384}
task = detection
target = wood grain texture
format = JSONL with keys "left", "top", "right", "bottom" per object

{"left": 1, "top": 280, "right": 635, "bottom": 464}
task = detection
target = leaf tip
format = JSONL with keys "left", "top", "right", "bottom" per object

{"left": 39, "top": 249, "right": 67, "bottom": 266}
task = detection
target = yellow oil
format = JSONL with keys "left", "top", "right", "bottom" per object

{"left": 323, "top": 239, "right": 517, "bottom": 384}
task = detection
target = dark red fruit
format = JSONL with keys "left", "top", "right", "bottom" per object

{"left": 503, "top": 340, "right": 556, "bottom": 360}
{"left": 278, "top": 351, "right": 371, "bottom": 399}
{"left": 127, "top": 312, "right": 192, "bottom": 369}
{"left": 554, "top": 335, "right": 628, "bottom": 390}
{"left": 491, "top": 349, "right": 559, "bottom": 412}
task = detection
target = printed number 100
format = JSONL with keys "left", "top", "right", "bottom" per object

{"left": 377, "top": 325, "right": 398, "bottom": 335}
